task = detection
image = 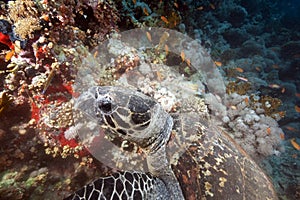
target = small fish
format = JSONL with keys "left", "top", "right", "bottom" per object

{"left": 266, "top": 127, "right": 271, "bottom": 135}
{"left": 156, "top": 71, "right": 164, "bottom": 81}
{"left": 244, "top": 97, "right": 249, "bottom": 105}
{"left": 236, "top": 76, "right": 248, "bottom": 82}
{"left": 281, "top": 87, "right": 286, "bottom": 93}
{"left": 42, "top": 69, "right": 55, "bottom": 94}
{"left": 146, "top": 31, "right": 152, "bottom": 42}
{"left": 214, "top": 61, "right": 222, "bottom": 67}
{"left": 93, "top": 50, "right": 98, "bottom": 58}
{"left": 180, "top": 51, "right": 185, "bottom": 62}
{"left": 295, "top": 105, "right": 300, "bottom": 113}
{"left": 156, "top": 32, "right": 170, "bottom": 53}
{"left": 210, "top": 3, "right": 216, "bottom": 10}
{"left": 235, "top": 67, "right": 244, "bottom": 73}
{"left": 295, "top": 93, "right": 300, "bottom": 98}
{"left": 5, "top": 49, "right": 15, "bottom": 62}
{"left": 174, "top": 2, "right": 179, "bottom": 8}
{"left": 164, "top": 44, "right": 169, "bottom": 55}
{"left": 290, "top": 138, "right": 300, "bottom": 150}
{"left": 280, "top": 133, "right": 285, "bottom": 140}
{"left": 197, "top": 6, "right": 204, "bottom": 10}
{"left": 268, "top": 84, "right": 281, "bottom": 89}
{"left": 155, "top": 32, "right": 170, "bottom": 54}
{"left": 255, "top": 67, "right": 261, "bottom": 72}
{"left": 172, "top": 12, "right": 178, "bottom": 26}
{"left": 161, "top": 16, "right": 169, "bottom": 24}
{"left": 143, "top": 8, "right": 150, "bottom": 16}
{"left": 42, "top": 63, "right": 58, "bottom": 94}
{"left": 159, "top": 32, "right": 169, "bottom": 46}
{"left": 186, "top": 58, "right": 191, "bottom": 67}
{"left": 285, "top": 126, "right": 298, "bottom": 132}
{"left": 133, "top": 0, "right": 136, "bottom": 5}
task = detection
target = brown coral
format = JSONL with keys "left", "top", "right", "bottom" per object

{"left": 226, "top": 81, "right": 251, "bottom": 95}
{"left": 46, "top": 0, "right": 119, "bottom": 47}
{"left": 258, "top": 95, "right": 282, "bottom": 117}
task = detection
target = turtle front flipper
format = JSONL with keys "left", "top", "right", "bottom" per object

{"left": 64, "top": 171, "right": 170, "bottom": 200}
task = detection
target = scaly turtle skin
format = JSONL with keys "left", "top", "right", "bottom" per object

{"left": 65, "top": 86, "right": 278, "bottom": 200}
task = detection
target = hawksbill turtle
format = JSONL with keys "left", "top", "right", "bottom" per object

{"left": 63, "top": 28, "right": 278, "bottom": 200}
{"left": 64, "top": 86, "right": 278, "bottom": 200}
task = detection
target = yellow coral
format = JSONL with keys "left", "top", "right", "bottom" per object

{"left": 13, "top": 17, "right": 41, "bottom": 39}
{"left": 8, "top": 0, "right": 38, "bottom": 21}
{"left": 8, "top": 0, "right": 41, "bottom": 39}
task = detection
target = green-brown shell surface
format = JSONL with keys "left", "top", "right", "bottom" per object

{"left": 171, "top": 111, "right": 278, "bottom": 199}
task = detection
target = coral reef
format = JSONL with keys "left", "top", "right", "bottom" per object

{"left": 0, "top": 0, "right": 299, "bottom": 199}
{"left": 0, "top": 0, "right": 120, "bottom": 198}
{"left": 222, "top": 93, "right": 284, "bottom": 158}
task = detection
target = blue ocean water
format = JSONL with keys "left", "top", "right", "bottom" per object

{"left": 179, "top": 0, "right": 300, "bottom": 199}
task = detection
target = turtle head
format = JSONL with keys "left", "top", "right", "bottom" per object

{"left": 94, "top": 86, "right": 154, "bottom": 136}
{"left": 75, "top": 86, "right": 173, "bottom": 151}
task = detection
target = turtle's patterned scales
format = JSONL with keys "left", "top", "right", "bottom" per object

{"left": 65, "top": 171, "right": 169, "bottom": 200}
{"left": 76, "top": 86, "right": 172, "bottom": 152}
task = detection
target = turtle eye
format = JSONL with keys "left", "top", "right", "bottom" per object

{"left": 96, "top": 94, "right": 115, "bottom": 114}
{"left": 98, "top": 101, "right": 112, "bottom": 113}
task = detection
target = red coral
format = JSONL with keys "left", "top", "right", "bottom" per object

{"left": 30, "top": 100, "right": 40, "bottom": 121}
{"left": 0, "top": 32, "right": 14, "bottom": 50}
{"left": 31, "top": 78, "right": 86, "bottom": 158}
{"left": 56, "top": 131, "right": 78, "bottom": 148}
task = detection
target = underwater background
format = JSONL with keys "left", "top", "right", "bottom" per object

{"left": 0, "top": 0, "right": 299, "bottom": 199}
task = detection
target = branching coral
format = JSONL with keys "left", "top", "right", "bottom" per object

{"left": 7, "top": 0, "right": 41, "bottom": 39}
{"left": 13, "top": 17, "right": 40, "bottom": 40}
